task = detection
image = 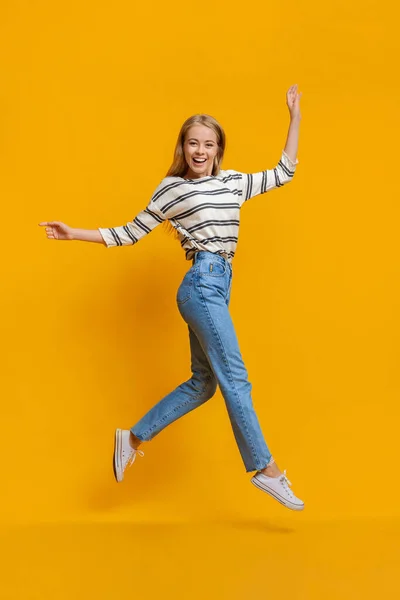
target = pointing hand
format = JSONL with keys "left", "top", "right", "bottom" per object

{"left": 39, "top": 221, "right": 74, "bottom": 241}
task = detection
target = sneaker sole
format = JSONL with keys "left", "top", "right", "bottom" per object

{"left": 113, "top": 428, "right": 123, "bottom": 482}
{"left": 251, "top": 476, "right": 304, "bottom": 511}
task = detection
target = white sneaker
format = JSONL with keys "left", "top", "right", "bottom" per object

{"left": 251, "top": 469, "right": 304, "bottom": 511}
{"left": 113, "top": 429, "right": 144, "bottom": 482}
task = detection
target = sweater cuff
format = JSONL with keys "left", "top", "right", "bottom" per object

{"left": 282, "top": 150, "right": 299, "bottom": 169}
{"left": 98, "top": 228, "right": 116, "bottom": 248}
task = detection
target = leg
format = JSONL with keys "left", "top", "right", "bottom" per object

{"left": 179, "top": 254, "right": 273, "bottom": 473}
{"left": 130, "top": 326, "right": 217, "bottom": 442}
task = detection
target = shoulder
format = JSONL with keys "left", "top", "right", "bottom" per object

{"left": 156, "top": 175, "right": 184, "bottom": 189}
{"left": 150, "top": 176, "right": 187, "bottom": 204}
{"left": 216, "top": 169, "right": 241, "bottom": 177}
{"left": 215, "top": 169, "right": 244, "bottom": 184}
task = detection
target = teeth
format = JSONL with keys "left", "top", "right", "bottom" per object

{"left": 193, "top": 158, "right": 206, "bottom": 163}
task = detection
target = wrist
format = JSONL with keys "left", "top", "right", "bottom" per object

{"left": 289, "top": 113, "right": 301, "bottom": 123}
{"left": 69, "top": 228, "right": 77, "bottom": 241}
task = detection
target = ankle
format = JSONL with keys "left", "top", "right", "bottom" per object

{"left": 260, "top": 461, "right": 282, "bottom": 478}
{"left": 129, "top": 432, "right": 142, "bottom": 450}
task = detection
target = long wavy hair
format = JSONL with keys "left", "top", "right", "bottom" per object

{"left": 162, "top": 114, "right": 226, "bottom": 237}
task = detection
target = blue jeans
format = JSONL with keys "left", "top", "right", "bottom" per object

{"left": 130, "top": 251, "right": 273, "bottom": 472}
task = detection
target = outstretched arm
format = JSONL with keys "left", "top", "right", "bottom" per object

{"left": 39, "top": 188, "right": 167, "bottom": 247}
{"left": 39, "top": 222, "right": 106, "bottom": 244}
{"left": 98, "top": 202, "right": 166, "bottom": 247}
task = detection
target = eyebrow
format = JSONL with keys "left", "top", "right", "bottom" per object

{"left": 187, "top": 138, "right": 216, "bottom": 143}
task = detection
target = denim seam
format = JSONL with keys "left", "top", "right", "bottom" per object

{"left": 136, "top": 376, "right": 215, "bottom": 440}
{"left": 197, "top": 282, "right": 262, "bottom": 470}
{"left": 136, "top": 398, "right": 194, "bottom": 439}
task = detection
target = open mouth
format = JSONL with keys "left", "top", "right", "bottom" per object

{"left": 193, "top": 158, "right": 207, "bottom": 165}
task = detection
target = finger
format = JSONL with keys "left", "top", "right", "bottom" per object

{"left": 39, "top": 222, "right": 48, "bottom": 226}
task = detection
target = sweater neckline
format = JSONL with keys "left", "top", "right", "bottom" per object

{"left": 182, "top": 175, "right": 214, "bottom": 182}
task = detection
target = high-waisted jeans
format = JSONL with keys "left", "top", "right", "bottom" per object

{"left": 130, "top": 250, "right": 273, "bottom": 472}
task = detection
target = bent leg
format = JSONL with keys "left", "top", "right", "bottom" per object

{"left": 130, "top": 326, "right": 217, "bottom": 441}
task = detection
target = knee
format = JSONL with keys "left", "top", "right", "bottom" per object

{"left": 203, "top": 376, "right": 217, "bottom": 400}
{"left": 194, "top": 375, "right": 217, "bottom": 403}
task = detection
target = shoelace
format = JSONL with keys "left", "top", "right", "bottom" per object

{"left": 126, "top": 447, "right": 145, "bottom": 469}
{"left": 279, "top": 470, "right": 294, "bottom": 496}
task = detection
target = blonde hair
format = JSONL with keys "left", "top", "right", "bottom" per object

{"left": 162, "top": 114, "right": 226, "bottom": 237}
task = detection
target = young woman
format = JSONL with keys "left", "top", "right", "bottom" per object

{"left": 40, "top": 84, "right": 304, "bottom": 511}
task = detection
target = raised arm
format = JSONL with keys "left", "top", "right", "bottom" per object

{"left": 283, "top": 84, "right": 301, "bottom": 164}
{"left": 240, "top": 84, "right": 302, "bottom": 203}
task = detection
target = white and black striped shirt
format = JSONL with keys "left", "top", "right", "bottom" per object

{"left": 98, "top": 150, "right": 298, "bottom": 262}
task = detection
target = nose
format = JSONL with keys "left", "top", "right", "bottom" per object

{"left": 195, "top": 145, "right": 206, "bottom": 156}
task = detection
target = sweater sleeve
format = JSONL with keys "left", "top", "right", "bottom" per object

{"left": 98, "top": 183, "right": 169, "bottom": 248}
{"left": 239, "top": 150, "right": 298, "bottom": 205}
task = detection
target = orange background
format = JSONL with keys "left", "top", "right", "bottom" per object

{"left": 1, "top": 0, "right": 399, "bottom": 597}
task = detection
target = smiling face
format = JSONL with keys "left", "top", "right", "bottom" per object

{"left": 183, "top": 125, "right": 219, "bottom": 179}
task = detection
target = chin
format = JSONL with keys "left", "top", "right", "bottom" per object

{"left": 194, "top": 166, "right": 210, "bottom": 176}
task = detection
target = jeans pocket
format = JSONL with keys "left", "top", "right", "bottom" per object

{"left": 176, "top": 269, "right": 194, "bottom": 305}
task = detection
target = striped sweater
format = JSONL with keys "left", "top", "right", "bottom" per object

{"left": 98, "top": 150, "right": 298, "bottom": 262}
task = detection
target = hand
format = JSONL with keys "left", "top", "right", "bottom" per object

{"left": 286, "top": 84, "right": 302, "bottom": 120}
{"left": 39, "top": 221, "right": 74, "bottom": 241}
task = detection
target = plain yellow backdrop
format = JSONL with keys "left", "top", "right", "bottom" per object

{"left": 1, "top": 0, "right": 399, "bottom": 530}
